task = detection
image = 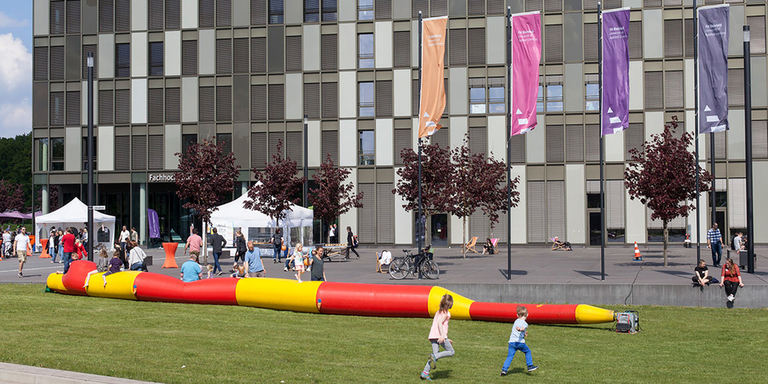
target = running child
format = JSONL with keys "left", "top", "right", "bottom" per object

{"left": 420, "top": 294, "right": 455, "bottom": 381}
{"left": 500, "top": 306, "right": 538, "bottom": 375}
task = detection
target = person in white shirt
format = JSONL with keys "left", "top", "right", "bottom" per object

{"left": 119, "top": 226, "right": 130, "bottom": 253}
{"left": 128, "top": 241, "right": 148, "bottom": 271}
{"left": 2, "top": 229, "right": 11, "bottom": 258}
{"left": 379, "top": 249, "right": 393, "bottom": 266}
{"left": 13, "top": 227, "right": 31, "bottom": 278}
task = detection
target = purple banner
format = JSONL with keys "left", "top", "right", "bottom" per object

{"left": 147, "top": 209, "right": 160, "bottom": 239}
{"left": 698, "top": 5, "right": 729, "bottom": 134}
{"left": 601, "top": 8, "right": 630, "bottom": 136}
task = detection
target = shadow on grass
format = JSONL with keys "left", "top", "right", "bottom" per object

{"left": 430, "top": 369, "right": 453, "bottom": 379}
{"left": 573, "top": 270, "right": 607, "bottom": 280}
{"left": 498, "top": 269, "right": 527, "bottom": 279}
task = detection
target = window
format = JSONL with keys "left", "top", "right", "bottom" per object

{"left": 115, "top": 0, "right": 130, "bottom": 31}
{"left": 359, "top": 82, "right": 374, "bottom": 117}
{"left": 269, "top": 0, "right": 284, "bottom": 24}
{"left": 322, "top": 0, "right": 337, "bottom": 21}
{"left": 545, "top": 24, "right": 563, "bottom": 63}
{"left": 469, "top": 78, "right": 486, "bottom": 114}
{"left": 115, "top": 43, "right": 131, "bottom": 78}
{"left": 488, "top": 77, "right": 505, "bottom": 113}
{"left": 37, "top": 138, "right": 49, "bottom": 172}
{"left": 305, "top": 0, "right": 319, "bottom": 22}
{"left": 34, "top": 47, "right": 48, "bottom": 81}
{"left": 50, "top": 46, "right": 65, "bottom": 80}
{"left": 747, "top": 16, "right": 766, "bottom": 54}
{"left": 546, "top": 75, "right": 563, "bottom": 112}
{"left": 359, "top": 130, "right": 374, "bottom": 165}
{"left": 664, "top": 19, "right": 683, "bottom": 58}
{"left": 537, "top": 84, "right": 544, "bottom": 112}
{"left": 217, "top": 39, "right": 232, "bottom": 74}
{"left": 217, "top": 133, "right": 232, "bottom": 154}
{"left": 359, "top": 33, "right": 374, "bottom": 68}
{"left": 166, "top": 0, "right": 181, "bottom": 29}
{"left": 182, "top": 134, "right": 197, "bottom": 157}
{"left": 149, "top": 0, "right": 164, "bottom": 30}
{"left": 66, "top": 0, "right": 81, "bottom": 34}
{"left": 149, "top": 42, "right": 164, "bottom": 76}
{"left": 321, "top": 34, "right": 337, "bottom": 70}
{"left": 66, "top": 91, "right": 80, "bottom": 126}
{"left": 182, "top": 40, "right": 198, "bottom": 75}
{"left": 99, "top": 0, "right": 113, "bottom": 32}
{"left": 51, "top": 138, "right": 65, "bottom": 171}
{"left": 359, "top": 0, "right": 373, "bottom": 20}
{"left": 393, "top": 31, "right": 410, "bottom": 68}
{"left": 217, "top": 0, "right": 232, "bottom": 27}
{"left": 585, "top": 74, "right": 599, "bottom": 111}
{"left": 82, "top": 45, "right": 98, "bottom": 79}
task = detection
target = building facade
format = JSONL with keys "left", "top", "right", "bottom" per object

{"left": 31, "top": 0, "right": 768, "bottom": 246}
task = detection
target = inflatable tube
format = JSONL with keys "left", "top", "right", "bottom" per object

{"left": 47, "top": 261, "right": 615, "bottom": 325}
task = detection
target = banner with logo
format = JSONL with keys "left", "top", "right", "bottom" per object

{"left": 601, "top": 8, "right": 630, "bottom": 136}
{"left": 698, "top": 5, "right": 729, "bottom": 134}
{"left": 147, "top": 209, "right": 160, "bottom": 239}
{"left": 510, "top": 12, "right": 542, "bottom": 136}
{"left": 418, "top": 16, "right": 448, "bottom": 138}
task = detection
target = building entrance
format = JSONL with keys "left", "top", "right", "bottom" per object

{"left": 431, "top": 214, "right": 448, "bottom": 247}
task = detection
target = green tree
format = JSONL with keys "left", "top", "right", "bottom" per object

{"left": 0, "top": 133, "right": 32, "bottom": 210}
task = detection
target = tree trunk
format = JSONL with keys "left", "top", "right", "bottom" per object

{"left": 663, "top": 221, "right": 669, "bottom": 267}
{"left": 202, "top": 221, "right": 208, "bottom": 265}
{"left": 462, "top": 216, "right": 467, "bottom": 260}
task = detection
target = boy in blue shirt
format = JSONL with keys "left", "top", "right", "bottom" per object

{"left": 501, "top": 306, "right": 538, "bottom": 375}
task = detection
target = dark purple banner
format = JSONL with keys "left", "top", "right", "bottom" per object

{"left": 601, "top": 8, "right": 630, "bottom": 136}
{"left": 698, "top": 5, "right": 729, "bottom": 134}
{"left": 147, "top": 209, "right": 160, "bottom": 239}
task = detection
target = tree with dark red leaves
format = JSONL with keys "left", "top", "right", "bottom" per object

{"left": 309, "top": 154, "right": 363, "bottom": 243}
{"left": 245, "top": 140, "right": 306, "bottom": 233}
{"left": 476, "top": 153, "right": 519, "bottom": 240}
{"left": 0, "top": 180, "right": 25, "bottom": 213}
{"left": 394, "top": 141, "right": 455, "bottom": 247}
{"left": 625, "top": 116, "right": 712, "bottom": 266}
{"left": 175, "top": 139, "right": 240, "bottom": 262}
{"left": 36, "top": 185, "right": 60, "bottom": 212}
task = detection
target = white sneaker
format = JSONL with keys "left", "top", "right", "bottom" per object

{"left": 284, "top": 267, "right": 288, "bottom": 272}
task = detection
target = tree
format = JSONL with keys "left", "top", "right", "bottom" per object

{"left": 394, "top": 141, "right": 454, "bottom": 247}
{"left": 0, "top": 180, "right": 25, "bottom": 213}
{"left": 308, "top": 154, "right": 363, "bottom": 242}
{"left": 0, "top": 133, "right": 32, "bottom": 210}
{"left": 245, "top": 140, "right": 306, "bottom": 238}
{"left": 476, "top": 154, "right": 519, "bottom": 239}
{"left": 36, "top": 185, "right": 60, "bottom": 212}
{"left": 175, "top": 139, "right": 240, "bottom": 262}
{"left": 624, "top": 116, "right": 712, "bottom": 266}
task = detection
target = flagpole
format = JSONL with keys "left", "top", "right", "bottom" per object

{"left": 693, "top": 0, "right": 701, "bottom": 265}
{"left": 506, "top": 6, "right": 512, "bottom": 281}
{"left": 598, "top": 2, "right": 605, "bottom": 281}
{"left": 417, "top": 11, "right": 424, "bottom": 261}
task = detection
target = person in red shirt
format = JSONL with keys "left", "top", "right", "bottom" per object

{"left": 719, "top": 258, "right": 745, "bottom": 303}
{"left": 75, "top": 239, "right": 87, "bottom": 260}
{"left": 61, "top": 228, "right": 76, "bottom": 274}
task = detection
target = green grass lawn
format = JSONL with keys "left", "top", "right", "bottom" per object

{"left": 1, "top": 284, "right": 767, "bottom": 384}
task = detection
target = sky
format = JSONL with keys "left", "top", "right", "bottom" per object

{"left": 0, "top": 2, "right": 32, "bottom": 139}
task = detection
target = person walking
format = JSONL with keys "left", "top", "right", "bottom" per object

{"left": 119, "top": 226, "right": 130, "bottom": 255}
{"left": 345, "top": 226, "right": 360, "bottom": 259}
{"left": 209, "top": 228, "right": 226, "bottom": 275}
{"left": 234, "top": 230, "right": 246, "bottom": 264}
{"left": 272, "top": 229, "right": 283, "bottom": 263}
{"left": 310, "top": 246, "right": 327, "bottom": 282}
{"left": 707, "top": 223, "right": 723, "bottom": 267}
{"left": 183, "top": 228, "right": 203, "bottom": 255}
{"left": 62, "top": 228, "right": 76, "bottom": 274}
{"left": 420, "top": 294, "right": 455, "bottom": 381}
{"left": 244, "top": 241, "right": 265, "bottom": 277}
{"left": 12, "top": 227, "right": 31, "bottom": 278}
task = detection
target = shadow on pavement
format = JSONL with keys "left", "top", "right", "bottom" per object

{"left": 574, "top": 270, "right": 607, "bottom": 280}
{"left": 498, "top": 269, "right": 527, "bottom": 279}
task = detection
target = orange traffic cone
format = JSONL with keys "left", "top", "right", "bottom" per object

{"left": 633, "top": 241, "right": 642, "bottom": 261}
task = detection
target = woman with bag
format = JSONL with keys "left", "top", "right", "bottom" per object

{"left": 345, "top": 226, "right": 360, "bottom": 259}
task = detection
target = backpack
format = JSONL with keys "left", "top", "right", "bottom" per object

{"left": 353, "top": 235, "right": 359, "bottom": 248}
{"left": 273, "top": 234, "right": 282, "bottom": 247}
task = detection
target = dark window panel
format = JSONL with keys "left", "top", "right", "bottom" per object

{"left": 66, "top": 90, "right": 81, "bottom": 126}
{"left": 449, "top": 29, "right": 466, "bottom": 66}
{"left": 166, "top": 0, "right": 181, "bottom": 29}
{"left": 115, "top": 0, "right": 131, "bottom": 31}
{"left": 148, "top": 88, "right": 164, "bottom": 124}
{"left": 148, "top": 135, "right": 164, "bottom": 170}
{"left": 182, "top": 40, "right": 198, "bottom": 75}
{"left": 216, "top": 85, "right": 232, "bottom": 121}
{"left": 268, "top": 84, "right": 284, "bottom": 120}
{"left": 217, "top": 39, "right": 233, "bottom": 74}
{"left": 217, "top": 0, "right": 232, "bottom": 27}
{"left": 233, "top": 38, "right": 250, "bottom": 74}
{"left": 115, "top": 43, "right": 131, "bottom": 78}
{"left": 99, "top": 89, "right": 114, "bottom": 125}
{"left": 99, "top": 0, "right": 114, "bottom": 32}
{"left": 393, "top": 30, "right": 410, "bottom": 68}
{"left": 82, "top": 45, "right": 98, "bottom": 79}
{"left": 251, "top": 37, "right": 267, "bottom": 73}
{"left": 51, "top": 1, "right": 65, "bottom": 34}
{"left": 321, "top": 130, "right": 338, "bottom": 165}
{"left": 321, "top": 34, "right": 337, "bottom": 71}
{"left": 50, "top": 92, "right": 65, "bottom": 126}
{"left": 149, "top": 0, "right": 164, "bottom": 30}
{"left": 376, "top": 80, "right": 392, "bottom": 117}
{"left": 115, "top": 89, "right": 131, "bottom": 124}
{"left": 200, "top": 0, "right": 215, "bottom": 28}
{"left": 149, "top": 42, "right": 164, "bottom": 77}
{"left": 252, "top": 0, "right": 267, "bottom": 25}
{"left": 199, "top": 87, "right": 215, "bottom": 122}
{"left": 412, "top": 0, "right": 428, "bottom": 19}
{"left": 468, "top": 28, "right": 485, "bottom": 65}
{"left": 376, "top": 0, "right": 391, "bottom": 19}
{"left": 251, "top": 132, "right": 267, "bottom": 168}
{"left": 132, "top": 135, "right": 147, "bottom": 170}
{"left": 34, "top": 47, "right": 49, "bottom": 81}
{"left": 321, "top": 82, "right": 337, "bottom": 119}
{"left": 304, "top": 82, "right": 320, "bottom": 119}
{"left": 115, "top": 135, "right": 130, "bottom": 170}
{"left": 251, "top": 84, "right": 267, "bottom": 121}
{"left": 166, "top": 88, "right": 181, "bottom": 123}
{"left": 285, "top": 35, "right": 302, "bottom": 72}
{"left": 66, "top": 0, "right": 81, "bottom": 34}
{"left": 50, "top": 46, "right": 65, "bottom": 80}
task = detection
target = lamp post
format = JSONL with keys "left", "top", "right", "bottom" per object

{"left": 87, "top": 52, "right": 95, "bottom": 261}
{"left": 743, "top": 25, "right": 754, "bottom": 273}
{"left": 303, "top": 115, "right": 309, "bottom": 208}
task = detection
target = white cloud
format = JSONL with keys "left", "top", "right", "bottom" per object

{"left": 0, "top": 12, "right": 29, "bottom": 28}
{"left": 0, "top": 99, "right": 31, "bottom": 138}
{"left": 0, "top": 33, "right": 32, "bottom": 92}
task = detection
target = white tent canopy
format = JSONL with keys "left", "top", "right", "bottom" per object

{"left": 34, "top": 198, "right": 116, "bottom": 251}
{"left": 209, "top": 186, "right": 313, "bottom": 248}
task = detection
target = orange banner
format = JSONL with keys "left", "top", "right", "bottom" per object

{"left": 418, "top": 16, "right": 448, "bottom": 138}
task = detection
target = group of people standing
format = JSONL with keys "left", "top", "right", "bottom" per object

{"left": 48, "top": 226, "right": 88, "bottom": 274}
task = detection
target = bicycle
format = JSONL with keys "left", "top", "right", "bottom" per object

{"left": 388, "top": 249, "right": 440, "bottom": 280}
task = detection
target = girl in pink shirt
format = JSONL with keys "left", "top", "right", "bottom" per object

{"left": 420, "top": 294, "right": 454, "bottom": 381}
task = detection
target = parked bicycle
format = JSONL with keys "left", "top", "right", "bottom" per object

{"left": 388, "top": 249, "right": 440, "bottom": 280}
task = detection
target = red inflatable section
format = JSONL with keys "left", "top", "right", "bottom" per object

{"left": 317, "top": 282, "right": 433, "bottom": 317}
{"left": 133, "top": 273, "right": 239, "bottom": 305}
{"left": 469, "top": 302, "right": 579, "bottom": 324}
{"left": 60, "top": 260, "right": 97, "bottom": 296}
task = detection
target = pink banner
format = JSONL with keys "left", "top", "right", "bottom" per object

{"left": 510, "top": 12, "right": 542, "bottom": 136}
